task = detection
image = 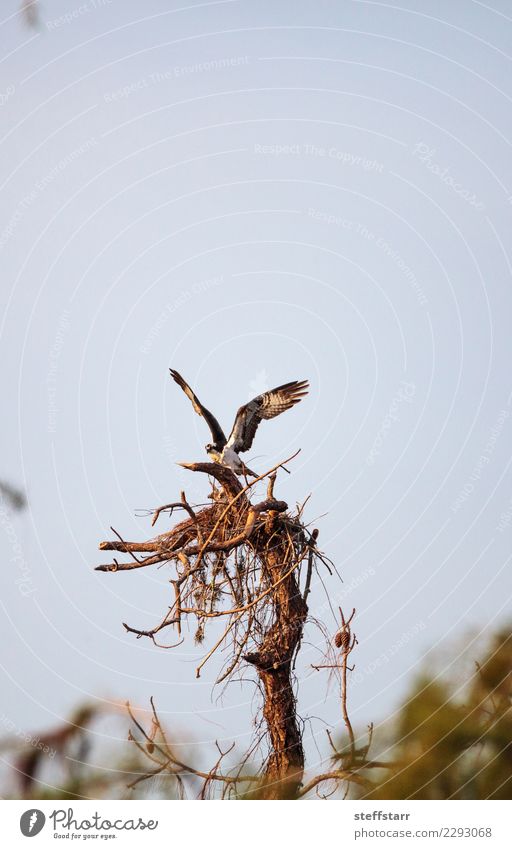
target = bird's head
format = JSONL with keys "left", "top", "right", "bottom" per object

{"left": 206, "top": 445, "right": 223, "bottom": 463}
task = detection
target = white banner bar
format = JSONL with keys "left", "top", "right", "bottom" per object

{"left": 2, "top": 800, "right": 509, "bottom": 848}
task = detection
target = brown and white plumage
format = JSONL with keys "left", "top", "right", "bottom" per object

{"left": 169, "top": 369, "right": 226, "bottom": 450}
{"left": 226, "top": 380, "right": 310, "bottom": 454}
{"left": 170, "top": 370, "right": 309, "bottom": 475}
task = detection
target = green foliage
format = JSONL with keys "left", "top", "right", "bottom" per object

{"left": 367, "top": 627, "right": 512, "bottom": 800}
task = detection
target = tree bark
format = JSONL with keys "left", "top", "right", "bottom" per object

{"left": 245, "top": 534, "right": 308, "bottom": 799}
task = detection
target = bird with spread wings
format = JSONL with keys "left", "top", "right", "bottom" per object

{"left": 170, "top": 369, "right": 309, "bottom": 477}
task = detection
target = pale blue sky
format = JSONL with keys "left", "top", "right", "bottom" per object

{"left": 1, "top": 0, "right": 512, "bottom": 783}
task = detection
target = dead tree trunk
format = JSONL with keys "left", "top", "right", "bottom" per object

{"left": 245, "top": 530, "right": 308, "bottom": 798}
{"left": 96, "top": 457, "right": 381, "bottom": 799}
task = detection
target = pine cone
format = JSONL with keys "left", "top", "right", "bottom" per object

{"left": 334, "top": 630, "right": 350, "bottom": 649}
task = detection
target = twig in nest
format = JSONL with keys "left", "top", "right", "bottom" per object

{"left": 303, "top": 528, "right": 319, "bottom": 606}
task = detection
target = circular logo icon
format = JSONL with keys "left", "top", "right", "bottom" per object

{"left": 20, "top": 810, "right": 46, "bottom": 837}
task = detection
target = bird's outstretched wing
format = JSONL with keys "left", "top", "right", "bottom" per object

{"left": 170, "top": 369, "right": 227, "bottom": 448}
{"left": 227, "top": 380, "right": 309, "bottom": 454}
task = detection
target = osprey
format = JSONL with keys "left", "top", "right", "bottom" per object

{"left": 170, "top": 369, "right": 309, "bottom": 476}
